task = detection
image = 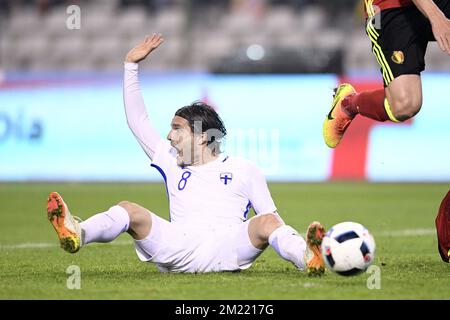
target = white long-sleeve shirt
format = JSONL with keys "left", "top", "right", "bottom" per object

{"left": 123, "top": 62, "right": 162, "bottom": 159}
{"left": 123, "top": 63, "right": 277, "bottom": 230}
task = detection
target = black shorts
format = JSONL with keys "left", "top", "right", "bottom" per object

{"left": 366, "top": 0, "right": 450, "bottom": 87}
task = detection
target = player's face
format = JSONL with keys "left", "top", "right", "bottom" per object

{"left": 167, "top": 116, "right": 197, "bottom": 166}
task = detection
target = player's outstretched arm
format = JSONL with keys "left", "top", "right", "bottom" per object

{"left": 123, "top": 34, "right": 165, "bottom": 160}
{"left": 412, "top": 0, "right": 450, "bottom": 54}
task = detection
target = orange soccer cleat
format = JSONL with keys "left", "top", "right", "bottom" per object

{"left": 306, "top": 221, "right": 326, "bottom": 276}
{"left": 323, "top": 83, "right": 357, "bottom": 148}
{"left": 47, "top": 192, "right": 82, "bottom": 253}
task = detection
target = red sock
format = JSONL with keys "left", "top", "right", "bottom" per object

{"left": 342, "top": 89, "right": 390, "bottom": 122}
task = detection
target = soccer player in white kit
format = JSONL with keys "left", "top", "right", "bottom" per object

{"left": 47, "top": 34, "right": 326, "bottom": 275}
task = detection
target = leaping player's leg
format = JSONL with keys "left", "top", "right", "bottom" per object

{"left": 384, "top": 75, "right": 422, "bottom": 121}
{"left": 47, "top": 192, "right": 154, "bottom": 253}
{"left": 323, "top": 5, "right": 427, "bottom": 148}
{"left": 336, "top": 74, "right": 422, "bottom": 126}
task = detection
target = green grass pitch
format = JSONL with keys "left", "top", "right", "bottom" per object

{"left": 0, "top": 182, "right": 449, "bottom": 299}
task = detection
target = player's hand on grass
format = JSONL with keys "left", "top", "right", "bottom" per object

{"left": 125, "top": 33, "right": 164, "bottom": 63}
{"left": 431, "top": 16, "right": 450, "bottom": 55}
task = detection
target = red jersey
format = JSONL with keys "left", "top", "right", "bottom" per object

{"left": 365, "top": 0, "right": 414, "bottom": 16}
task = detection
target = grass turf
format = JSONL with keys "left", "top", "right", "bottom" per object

{"left": 0, "top": 182, "right": 449, "bottom": 299}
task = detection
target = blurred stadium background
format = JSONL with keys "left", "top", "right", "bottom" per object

{"left": 2, "top": 0, "right": 450, "bottom": 72}
{"left": 1, "top": 0, "right": 449, "bottom": 182}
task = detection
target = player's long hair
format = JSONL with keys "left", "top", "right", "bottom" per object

{"left": 175, "top": 101, "right": 227, "bottom": 155}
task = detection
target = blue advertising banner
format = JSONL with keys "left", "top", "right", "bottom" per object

{"left": 0, "top": 73, "right": 449, "bottom": 182}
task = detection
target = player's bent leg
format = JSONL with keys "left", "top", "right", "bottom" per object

{"left": 248, "top": 214, "right": 309, "bottom": 271}
{"left": 77, "top": 204, "right": 130, "bottom": 246}
{"left": 247, "top": 213, "right": 284, "bottom": 249}
{"left": 385, "top": 75, "right": 423, "bottom": 122}
{"left": 118, "top": 201, "right": 152, "bottom": 240}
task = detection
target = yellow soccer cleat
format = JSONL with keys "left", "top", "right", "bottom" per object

{"left": 306, "top": 221, "right": 326, "bottom": 276}
{"left": 323, "top": 83, "right": 357, "bottom": 148}
{"left": 47, "top": 192, "right": 82, "bottom": 253}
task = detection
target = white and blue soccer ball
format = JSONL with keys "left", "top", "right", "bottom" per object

{"left": 321, "top": 222, "right": 376, "bottom": 276}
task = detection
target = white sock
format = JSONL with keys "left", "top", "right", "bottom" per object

{"left": 268, "top": 225, "right": 307, "bottom": 270}
{"left": 80, "top": 205, "right": 130, "bottom": 245}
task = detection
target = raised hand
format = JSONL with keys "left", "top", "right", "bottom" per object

{"left": 125, "top": 33, "right": 164, "bottom": 63}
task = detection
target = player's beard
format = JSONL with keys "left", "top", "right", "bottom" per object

{"left": 176, "top": 148, "right": 193, "bottom": 167}
{"left": 176, "top": 152, "right": 185, "bottom": 166}
{"left": 175, "top": 138, "right": 202, "bottom": 167}
{"left": 176, "top": 145, "right": 199, "bottom": 167}
{"left": 173, "top": 141, "right": 189, "bottom": 167}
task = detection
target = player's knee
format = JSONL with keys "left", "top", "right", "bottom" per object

{"left": 118, "top": 201, "right": 151, "bottom": 239}
{"left": 118, "top": 201, "right": 148, "bottom": 225}
{"left": 258, "top": 214, "right": 283, "bottom": 238}
{"left": 118, "top": 200, "right": 134, "bottom": 215}
{"left": 390, "top": 94, "right": 422, "bottom": 121}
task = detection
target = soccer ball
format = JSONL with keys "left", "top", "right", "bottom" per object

{"left": 321, "top": 221, "right": 376, "bottom": 276}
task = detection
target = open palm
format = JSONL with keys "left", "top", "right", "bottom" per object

{"left": 125, "top": 33, "right": 164, "bottom": 63}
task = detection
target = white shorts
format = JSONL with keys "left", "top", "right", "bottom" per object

{"left": 134, "top": 213, "right": 263, "bottom": 273}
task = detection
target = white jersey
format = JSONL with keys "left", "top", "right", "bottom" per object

{"left": 123, "top": 63, "right": 277, "bottom": 231}
{"left": 152, "top": 140, "right": 277, "bottom": 229}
